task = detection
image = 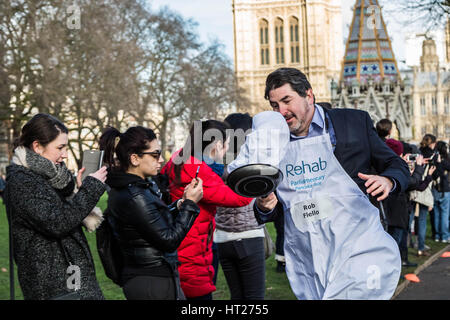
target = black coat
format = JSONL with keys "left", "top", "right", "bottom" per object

{"left": 325, "top": 108, "right": 410, "bottom": 193}
{"left": 385, "top": 165, "right": 433, "bottom": 229}
{"left": 105, "top": 172, "right": 200, "bottom": 279}
{"left": 4, "top": 164, "right": 106, "bottom": 300}
{"left": 432, "top": 158, "right": 450, "bottom": 193}
{"left": 255, "top": 108, "right": 410, "bottom": 224}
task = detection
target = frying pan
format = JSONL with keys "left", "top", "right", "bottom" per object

{"left": 227, "top": 163, "right": 283, "bottom": 197}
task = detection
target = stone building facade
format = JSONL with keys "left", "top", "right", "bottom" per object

{"left": 407, "top": 37, "right": 450, "bottom": 142}
{"left": 232, "top": 0, "right": 343, "bottom": 114}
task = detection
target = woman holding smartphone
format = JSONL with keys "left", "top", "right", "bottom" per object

{"left": 100, "top": 126, "right": 203, "bottom": 300}
{"left": 161, "top": 120, "right": 253, "bottom": 300}
{"left": 4, "top": 113, "right": 107, "bottom": 300}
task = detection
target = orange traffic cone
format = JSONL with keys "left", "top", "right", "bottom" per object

{"left": 404, "top": 274, "right": 420, "bottom": 283}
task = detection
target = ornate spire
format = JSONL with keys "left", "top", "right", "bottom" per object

{"left": 341, "top": 0, "right": 399, "bottom": 85}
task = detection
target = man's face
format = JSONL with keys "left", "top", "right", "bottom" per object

{"left": 268, "top": 83, "right": 315, "bottom": 136}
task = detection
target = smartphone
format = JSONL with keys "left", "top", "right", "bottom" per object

{"left": 194, "top": 166, "right": 200, "bottom": 187}
{"left": 407, "top": 154, "right": 418, "bottom": 162}
{"left": 195, "top": 166, "right": 200, "bottom": 179}
{"left": 81, "top": 150, "right": 104, "bottom": 181}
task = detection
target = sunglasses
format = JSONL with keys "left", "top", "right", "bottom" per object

{"left": 139, "top": 150, "right": 162, "bottom": 159}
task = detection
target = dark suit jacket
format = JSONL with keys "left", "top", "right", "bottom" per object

{"left": 255, "top": 108, "right": 410, "bottom": 224}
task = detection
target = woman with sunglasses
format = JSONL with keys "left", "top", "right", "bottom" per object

{"left": 100, "top": 126, "right": 203, "bottom": 300}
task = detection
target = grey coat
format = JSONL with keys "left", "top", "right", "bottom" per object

{"left": 4, "top": 164, "right": 106, "bottom": 300}
{"left": 215, "top": 200, "right": 263, "bottom": 233}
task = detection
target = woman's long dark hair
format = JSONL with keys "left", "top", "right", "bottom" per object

{"left": 435, "top": 141, "right": 449, "bottom": 160}
{"left": 99, "top": 126, "right": 157, "bottom": 172}
{"left": 14, "top": 113, "right": 68, "bottom": 150}
{"left": 172, "top": 120, "right": 230, "bottom": 184}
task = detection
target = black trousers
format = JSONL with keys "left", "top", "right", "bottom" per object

{"left": 274, "top": 210, "right": 285, "bottom": 260}
{"left": 123, "top": 273, "right": 185, "bottom": 300}
{"left": 217, "top": 237, "right": 265, "bottom": 300}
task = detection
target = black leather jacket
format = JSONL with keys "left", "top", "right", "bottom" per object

{"left": 106, "top": 171, "right": 200, "bottom": 271}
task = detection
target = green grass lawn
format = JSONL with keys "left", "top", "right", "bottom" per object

{"left": 0, "top": 195, "right": 294, "bottom": 300}
{"left": 0, "top": 195, "right": 446, "bottom": 300}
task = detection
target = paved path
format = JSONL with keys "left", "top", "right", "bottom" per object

{"left": 394, "top": 249, "right": 450, "bottom": 300}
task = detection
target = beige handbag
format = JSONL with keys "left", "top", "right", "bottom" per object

{"left": 409, "top": 165, "right": 434, "bottom": 208}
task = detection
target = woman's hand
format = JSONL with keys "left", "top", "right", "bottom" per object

{"left": 415, "top": 154, "right": 425, "bottom": 166}
{"left": 76, "top": 168, "right": 86, "bottom": 188}
{"left": 184, "top": 177, "right": 203, "bottom": 203}
{"left": 401, "top": 153, "right": 410, "bottom": 163}
{"left": 88, "top": 166, "right": 108, "bottom": 184}
{"left": 428, "top": 165, "right": 436, "bottom": 176}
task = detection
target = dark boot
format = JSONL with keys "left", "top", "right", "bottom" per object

{"left": 276, "top": 261, "right": 285, "bottom": 273}
{"left": 401, "top": 260, "right": 417, "bottom": 268}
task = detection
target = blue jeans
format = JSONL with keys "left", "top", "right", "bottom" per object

{"left": 388, "top": 226, "right": 403, "bottom": 245}
{"left": 432, "top": 190, "right": 450, "bottom": 241}
{"left": 388, "top": 226, "right": 408, "bottom": 261}
{"left": 410, "top": 203, "right": 429, "bottom": 251}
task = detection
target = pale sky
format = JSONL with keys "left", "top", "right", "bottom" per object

{"left": 148, "top": 0, "right": 440, "bottom": 70}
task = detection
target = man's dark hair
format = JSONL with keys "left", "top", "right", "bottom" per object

{"left": 224, "top": 113, "right": 252, "bottom": 157}
{"left": 264, "top": 68, "right": 312, "bottom": 100}
{"left": 376, "top": 119, "right": 392, "bottom": 139}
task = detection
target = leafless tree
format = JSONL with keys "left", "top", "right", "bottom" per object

{"left": 179, "top": 40, "right": 248, "bottom": 129}
{"left": 390, "top": 0, "right": 450, "bottom": 31}
{"left": 1, "top": 1, "right": 245, "bottom": 166}
{"left": 129, "top": 7, "right": 201, "bottom": 151}
{"left": 0, "top": 0, "right": 143, "bottom": 166}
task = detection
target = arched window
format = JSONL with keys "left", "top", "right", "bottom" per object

{"left": 289, "top": 16, "right": 299, "bottom": 63}
{"left": 259, "top": 19, "right": 269, "bottom": 65}
{"left": 275, "top": 18, "right": 284, "bottom": 64}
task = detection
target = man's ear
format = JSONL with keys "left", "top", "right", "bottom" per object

{"left": 306, "top": 88, "right": 315, "bottom": 105}
{"left": 32, "top": 140, "right": 44, "bottom": 155}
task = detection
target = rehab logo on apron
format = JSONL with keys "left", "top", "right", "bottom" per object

{"left": 284, "top": 157, "right": 328, "bottom": 192}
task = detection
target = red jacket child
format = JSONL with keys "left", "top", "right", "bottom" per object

{"left": 161, "top": 154, "right": 252, "bottom": 298}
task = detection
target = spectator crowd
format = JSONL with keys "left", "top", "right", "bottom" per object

{"left": 1, "top": 68, "right": 449, "bottom": 301}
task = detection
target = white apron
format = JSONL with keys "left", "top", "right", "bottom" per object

{"left": 277, "top": 125, "right": 401, "bottom": 300}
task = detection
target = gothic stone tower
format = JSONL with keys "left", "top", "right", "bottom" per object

{"left": 411, "top": 37, "right": 450, "bottom": 141}
{"left": 232, "top": 0, "right": 343, "bottom": 114}
{"left": 330, "top": 0, "right": 413, "bottom": 140}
